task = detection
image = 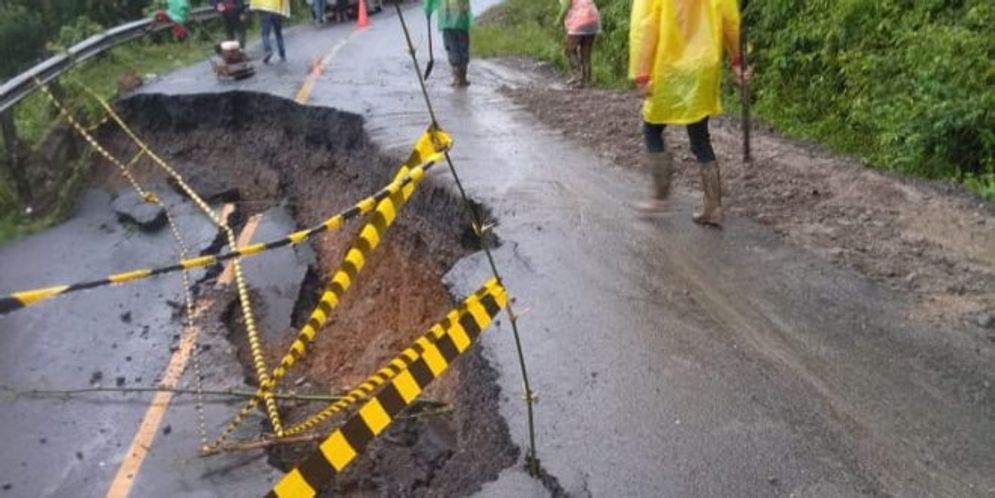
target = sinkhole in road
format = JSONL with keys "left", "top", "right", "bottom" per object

{"left": 96, "top": 91, "right": 518, "bottom": 496}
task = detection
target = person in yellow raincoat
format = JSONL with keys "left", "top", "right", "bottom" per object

{"left": 251, "top": 0, "right": 291, "bottom": 63}
{"left": 630, "top": 0, "right": 749, "bottom": 226}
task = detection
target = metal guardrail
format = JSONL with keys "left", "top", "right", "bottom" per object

{"left": 0, "top": 7, "right": 219, "bottom": 114}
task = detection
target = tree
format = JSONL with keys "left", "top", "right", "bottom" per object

{"left": 0, "top": 4, "right": 47, "bottom": 79}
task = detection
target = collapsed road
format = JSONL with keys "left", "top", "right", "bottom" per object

{"left": 1, "top": 1, "right": 993, "bottom": 497}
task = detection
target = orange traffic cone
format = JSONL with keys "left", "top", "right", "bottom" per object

{"left": 357, "top": 0, "right": 369, "bottom": 27}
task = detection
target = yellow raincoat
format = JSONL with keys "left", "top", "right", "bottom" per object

{"left": 250, "top": 0, "right": 290, "bottom": 17}
{"left": 629, "top": 0, "right": 741, "bottom": 125}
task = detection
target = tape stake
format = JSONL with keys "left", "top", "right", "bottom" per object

{"left": 266, "top": 281, "right": 507, "bottom": 498}
{"left": 283, "top": 278, "right": 502, "bottom": 436}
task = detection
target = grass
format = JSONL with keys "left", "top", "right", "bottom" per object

{"left": 471, "top": 0, "right": 631, "bottom": 89}
{"left": 15, "top": 39, "right": 219, "bottom": 143}
{"left": 473, "top": 22, "right": 569, "bottom": 76}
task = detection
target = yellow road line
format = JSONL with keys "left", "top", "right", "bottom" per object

{"left": 106, "top": 206, "right": 253, "bottom": 498}
{"left": 295, "top": 30, "right": 363, "bottom": 104}
{"left": 216, "top": 212, "right": 262, "bottom": 287}
{"left": 105, "top": 26, "right": 366, "bottom": 490}
{"left": 106, "top": 320, "right": 199, "bottom": 498}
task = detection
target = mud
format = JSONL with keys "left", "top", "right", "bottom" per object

{"left": 13, "top": 126, "right": 89, "bottom": 219}
{"left": 495, "top": 57, "right": 995, "bottom": 330}
{"left": 94, "top": 91, "right": 517, "bottom": 496}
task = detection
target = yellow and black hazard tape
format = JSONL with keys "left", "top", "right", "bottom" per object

{"left": 206, "top": 126, "right": 451, "bottom": 445}
{"left": 0, "top": 126, "right": 452, "bottom": 318}
{"left": 284, "top": 278, "right": 504, "bottom": 436}
{"left": 267, "top": 280, "right": 507, "bottom": 498}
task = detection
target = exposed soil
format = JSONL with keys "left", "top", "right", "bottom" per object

{"left": 94, "top": 91, "right": 517, "bottom": 496}
{"left": 494, "top": 57, "right": 995, "bottom": 330}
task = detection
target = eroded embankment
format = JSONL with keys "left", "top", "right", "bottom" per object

{"left": 97, "top": 91, "right": 518, "bottom": 496}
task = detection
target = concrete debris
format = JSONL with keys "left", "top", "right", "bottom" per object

{"left": 111, "top": 191, "right": 167, "bottom": 231}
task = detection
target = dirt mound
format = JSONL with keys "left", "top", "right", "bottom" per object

{"left": 495, "top": 58, "right": 995, "bottom": 331}
{"left": 96, "top": 91, "right": 517, "bottom": 496}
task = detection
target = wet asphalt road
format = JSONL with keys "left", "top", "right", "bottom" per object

{"left": 3, "top": 1, "right": 995, "bottom": 496}
{"left": 0, "top": 190, "right": 293, "bottom": 497}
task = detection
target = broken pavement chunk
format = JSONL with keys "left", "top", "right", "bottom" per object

{"left": 111, "top": 191, "right": 167, "bottom": 232}
{"left": 167, "top": 172, "right": 239, "bottom": 204}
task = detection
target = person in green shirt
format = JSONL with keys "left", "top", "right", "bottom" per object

{"left": 424, "top": 0, "right": 473, "bottom": 88}
{"left": 150, "top": 0, "right": 191, "bottom": 41}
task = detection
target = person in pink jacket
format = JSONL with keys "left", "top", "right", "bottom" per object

{"left": 557, "top": 0, "right": 601, "bottom": 87}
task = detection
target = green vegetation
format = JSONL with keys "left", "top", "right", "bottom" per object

{"left": 473, "top": 0, "right": 631, "bottom": 88}
{"left": 0, "top": 34, "right": 223, "bottom": 242}
{"left": 0, "top": 4, "right": 235, "bottom": 243}
{"left": 748, "top": 0, "right": 994, "bottom": 198}
{"left": 473, "top": 0, "right": 995, "bottom": 200}
{"left": 0, "top": 1, "right": 226, "bottom": 81}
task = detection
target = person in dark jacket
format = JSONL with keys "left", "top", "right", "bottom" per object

{"left": 333, "top": 0, "right": 348, "bottom": 22}
{"left": 213, "top": 0, "right": 247, "bottom": 48}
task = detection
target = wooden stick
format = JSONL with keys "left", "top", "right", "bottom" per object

{"left": 202, "top": 408, "right": 456, "bottom": 456}
{"left": 10, "top": 386, "right": 448, "bottom": 407}
{"left": 740, "top": 3, "right": 753, "bottom": 164}
{"left": 200, "top": 433, "right": 324, "bottom": 456}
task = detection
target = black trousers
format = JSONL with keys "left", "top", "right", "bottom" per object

{"left": 642, "top": 117, "right": 717, "bottom": 163}
{"left": 223, "top": 13, "right": 246, "bottom": 48}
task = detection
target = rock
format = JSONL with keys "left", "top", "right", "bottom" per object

{"left": 162, "top": 425, "right": 172, "bottom": 436}
{"left": 117, "top": 69, "right": 144, "bottom": 95}
{"left": 90, "top": 371, "right": 103, "bottom": 385}
{"left": 974, "top": 313, "right": 995, "bottom": 330}
{"left": 119, "top": 311, "right": 132, "bottom": 323}
{"left": 115, "top": 376, "right": 126, "bottom": 387}
{"left": 111, "top": 192, "right": 166, "bottom": 232}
